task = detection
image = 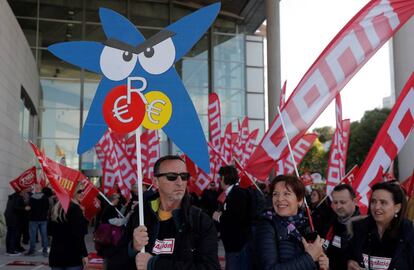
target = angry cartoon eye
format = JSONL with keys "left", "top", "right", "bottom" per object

{"left": 138, "top": 38, "right": 175, "bottom": 75}
{"left": 100, "top": 46, "right": 138, "bottom": 81}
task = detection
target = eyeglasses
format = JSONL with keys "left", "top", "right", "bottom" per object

{"left": 155, "top": 172, "right": 191, "bottom": 181}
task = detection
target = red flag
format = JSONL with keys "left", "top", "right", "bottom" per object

{"left": 29, "top": 142, "right": 71, "bottom": 212}
{"left": 383, "top": 160, "right": 396, "bottom": 181}
{"left": 280, "top": 80, "right": 287, "bottom": 109}
{"left": 241, "top": 129, "right": 259, "bottom": 166}
{"left": 140, "top": 130, "right": 160, "bottom": 184}
{"left": 401, "top": 171, "right": 414, "bottom": 198}
{"left": 274, "top": 134, "right": 318, "bottom": 177}
{"left": 184, "top": 155, "right": 211, "bottom": 196}
{"left": 9, "top": 167, "right": 37, "bottom": 192}
{"left": 246, "top": 0, "right": 414, "bottom": 180}
{"left": 208, "top": 93, "right": 222, "bottom": 149}
{"left": 233, "top": 118, "right": 249, "bottom": 161}
{"left": 342, "top": 165, "right": 360, "bottom": 188}
{"left": 354, "top": 72, "right": 414, "bottom": 213}
{"left": 78, "top": 178, "right": 101, "bottom": 220}
{"left": 326, "top": 119, "right": 351, "bottom": 194}
{"left": 221, "top": 123, "right": 233, "bottom": 164}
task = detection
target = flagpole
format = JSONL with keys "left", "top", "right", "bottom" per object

{"left": 277, "top": 106, "right": 315, "bottom": 232}
{"left": 98, "top": 191, "right": 125, "bottom": 218}
{"left": 135, "top": 126, "right": 145, "bottom": 253}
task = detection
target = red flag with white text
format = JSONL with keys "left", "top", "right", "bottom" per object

{"left": 354, "top": 72, "right": 414, "bottom": 214}
{"left": 280, "top": 80, "right": 287, "bottom": 109}
{"left": 326, "top": 119, "right": 351, "bottom": 195}
{"left": 29, "top": 142, "right": 71, "bottom": 212}
{"left": 401, "top": 171, "right": 414, "bottom": 198}
{"left": 246, "top": 0, "right": 414, "bottom": 180}
{"left": 208, "top": 93, "right": 222, "bottom": 149}
{"left": 241, "top": 129, "right": 259, "bottom": 166}
{"left": 274, "top": 134, "right": 318, "bottom": 177}
{"left": 9, "top": 167, "right": 37, "bottom": 192}
{"left": 78, "top": 178, "right": 101, "bottom": 220}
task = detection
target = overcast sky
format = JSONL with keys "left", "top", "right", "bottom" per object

{"left": 279, "top": 0, "right": 393, "bottom": 129}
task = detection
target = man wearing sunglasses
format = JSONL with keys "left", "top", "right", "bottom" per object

{"left": 104, "top": 155, "right": 220, "bottom": 270}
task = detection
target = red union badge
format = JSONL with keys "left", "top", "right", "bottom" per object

{"left": 103, "top": 85, "right": 146, "bottom": 133}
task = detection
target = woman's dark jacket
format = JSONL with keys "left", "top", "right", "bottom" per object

{"left": 103, "top": 192, "right": 220, "bottom": 270}
{"left": 347, "top": 216, "right": 414, "bottom": 270}
{"left": 49, "top": 202, "right": 88, "bottom": 267}
{"left": 253, "top": 211, "right": 317, "bottom": 270}
{"left": 4, "top": 192, "right": 26, "bottom": 227}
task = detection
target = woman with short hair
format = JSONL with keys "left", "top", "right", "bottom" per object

{"left": 253, "top": 175, "right": 328, "bottom": 270}
{"left": 347, "top": 182, "right": 414, "bottom": 270}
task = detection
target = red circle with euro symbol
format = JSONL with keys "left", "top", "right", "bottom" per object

{"left": 103, "top": 85, "right": 146, "bottom": 133}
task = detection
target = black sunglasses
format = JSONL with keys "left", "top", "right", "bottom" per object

{"left": 155, "top": 172, "right": 191, "bottom": 181}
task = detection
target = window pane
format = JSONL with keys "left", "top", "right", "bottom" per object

{"left": 214, "top": 61, "right": 244, "bottom": 90}
{"left": 40, "top": 139, "right": 79, "bottom": 169}
{"left": 40, "top": 108, "right": 80, "bottom": 138}
{"left": 85, "top": 1, "right": 127, "bottom": 23}
{"left": 81, "top": 148, "right": 102, "bottom": 171}
{"left": 130, "top": 2, "right": 169, "bottom": 28}
{"left": 40, "top": 0, "right": 83, "bottom": 21}
{"left": 214, "top": 34, "right": 244, "bottom": 63}
{"left": 41, "top": 79, "right": 81, "bottom": 109}
{"left": 39, "top": 50, "right": 81, "bottom": 78}
{"left": 23, "top": 107, "right": 30, "bottom": 140}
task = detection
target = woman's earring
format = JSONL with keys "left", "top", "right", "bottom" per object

{"left": 394, "top": 212, "right": 398, "bottom": 218}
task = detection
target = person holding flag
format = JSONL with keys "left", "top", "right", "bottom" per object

{"left": 48, "top": 200, "right": 89, "bottom": 270}
{"left": 101, "top": 155, "right": 219, "bottom": 270}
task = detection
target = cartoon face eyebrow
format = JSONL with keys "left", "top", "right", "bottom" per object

{"left": 103, "top": 29, "right": 176, "bottom": 54}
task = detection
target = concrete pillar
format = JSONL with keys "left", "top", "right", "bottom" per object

{"left": 266, "top": 0, "right": 281, "bottom": 121}
{"left": 392, "top": 17, "right": 414, "bottom": 180}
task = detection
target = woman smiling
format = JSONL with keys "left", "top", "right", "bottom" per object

{"left": 347, "top": 182, "right": 414, "bottom": 270}
{"left": 253, "top": 175, "right": 328, "bottom": 270}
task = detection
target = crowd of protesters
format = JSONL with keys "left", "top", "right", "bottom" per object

{"left": 3, "top": 156, "right": 414, "bottom": 270}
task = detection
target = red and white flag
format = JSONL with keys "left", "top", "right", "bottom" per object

{"left": 29, "top": 142, "right": 71, "bottom": 212}
{"left": 241, "top": 129, "right": 259, "bottom": 166}
{"left": 9, "top": 167, "right": 37, "bottom": 192}
{"left": 274, "top": 134, "right": 318, "bottom": 176}
{"left": 280, "top": 80, "right": 287, "bottom": 109}
{"left": 141, "top": 130, "right": 160, "bottom": 184}
{"left": 221, "top": 123, "right": 233, "bottom": 164}
{"left": 354, "top": 72, "right": 414, "bottom": 214}
{"left": 78, "top": 178, "right": 101, "bottom": 221}
{"left": 326, "top": 119, "right": 351, "bottom": 195}
{"left": 233, "top": 118, "right": 249, "bottom": 161}
{"left": 383, "top": 160, "right": 396, "bottom": 181}
{"left": 208, "top": 93, "right": 222, "bottom": 149}
{"left": 246, "top": 0, "right": 414, "bottom": 180}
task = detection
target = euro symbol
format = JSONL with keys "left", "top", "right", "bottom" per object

{"left": 112, "top": 95, "right": 133, "bottom": 123}
{"left": 146, "top": 99, "right": 166, "bottom": 124}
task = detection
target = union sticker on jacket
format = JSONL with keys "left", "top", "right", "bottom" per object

{"left": 362, "top": 254, "right": 391, "bottom": 270}
{"left": 152, "top": 238, "right": 175, "bottom": 255}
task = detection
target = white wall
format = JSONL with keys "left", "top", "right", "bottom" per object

{"left": 0, "top": 1, "right": 40, "bottom": 212}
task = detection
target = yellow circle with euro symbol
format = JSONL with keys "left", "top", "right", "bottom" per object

{"left": 142, "top": 91, "right": 172, "bottom": 130}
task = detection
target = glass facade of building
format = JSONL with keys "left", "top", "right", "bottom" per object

{"left": 9, "top": 0, "right": 257, "bottom": 175}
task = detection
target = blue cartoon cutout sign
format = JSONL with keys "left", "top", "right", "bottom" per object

{"left": 48, "top": 3, "right": 221, "bottom": 173}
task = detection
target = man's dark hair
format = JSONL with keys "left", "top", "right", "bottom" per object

{"left": 218, "top": 165, "right": 239, "bottom": 185}
{"left": 332, "top": 184, "right": 356, "bottom": 199}
{"left": 153, "top": 155, "right": 185, "bottom": 175}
